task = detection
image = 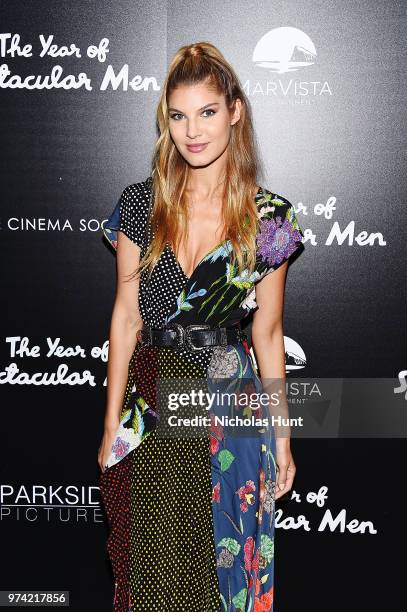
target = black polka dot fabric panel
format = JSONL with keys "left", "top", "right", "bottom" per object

{"left": 118, "top": 182, "right": 152, "bottom": 247}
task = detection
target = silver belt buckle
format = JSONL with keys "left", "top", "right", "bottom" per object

{"left": 185, "top": 324, "right": 212, "bottom": 352}
{"left": 169, "top": 322, "right": 186, "bottom": 349}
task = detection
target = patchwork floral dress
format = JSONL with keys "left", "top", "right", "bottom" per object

{"left": 99, "top": 176, "right": 305, "bottom": 612}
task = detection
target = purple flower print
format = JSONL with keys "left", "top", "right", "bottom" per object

{"left": 112, "top": 436, "right": 130, "bottom": 460}
{"left": 257, "top": 215, "right": 302, "bottom": 268}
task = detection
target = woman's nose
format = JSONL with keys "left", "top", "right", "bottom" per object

{"left": 186, "top": 118, "right": 202, "bottom": 139}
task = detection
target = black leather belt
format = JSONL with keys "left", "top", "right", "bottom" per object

{"left": 137, "top": 323, "right": 247, "bottom": 352}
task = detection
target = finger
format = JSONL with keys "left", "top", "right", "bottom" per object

{"left": 284, "top": 470, "right": 295, "bottom": 492}
{"left": 275, "top": 488, "right": 285, "bottom": 500}
{"left": 275, "top": 465, "right": 296, "bottom": 499}
{"left": 276, "top": 465, "right": 288, "bottom": 491}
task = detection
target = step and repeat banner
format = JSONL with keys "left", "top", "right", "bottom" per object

{"left": 1, "top": 1, "right": 405, "bottom": 610}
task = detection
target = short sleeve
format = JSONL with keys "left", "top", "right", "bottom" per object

{"left": 256, "top": 193, "right": 305, "bottom": 276}
{"left": 118, "top": 183, "right": 150, "bottom": 246}
{"left": 102, "top": 178, "right": 152, "bottom": 251}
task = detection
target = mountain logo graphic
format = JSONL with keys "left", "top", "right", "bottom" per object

{"left": 249, "top": 336, "right": 306, "bottom": 374}
{"left": 252, "top": 27, "right": 316, "bottom": 74}
{"left": 284, "top": 336, "right": 306, "bottom": 372}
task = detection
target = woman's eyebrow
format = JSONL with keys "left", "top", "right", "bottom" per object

{"left": 168, "top": 102, "right": 220, "bottom": 112}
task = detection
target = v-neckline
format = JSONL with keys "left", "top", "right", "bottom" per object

{"left": 168, "top": 239, "right": 228, "bottom": 282}
{"left": 168, "top": 185, "right": 264, "bottom": 282}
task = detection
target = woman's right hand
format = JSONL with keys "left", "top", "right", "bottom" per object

{"left": 98, "top": 423, "right": 119, "bottom": 473}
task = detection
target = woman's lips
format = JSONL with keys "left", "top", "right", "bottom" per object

{"left": 186, "top": 143, "right": 208, "bottom": 153}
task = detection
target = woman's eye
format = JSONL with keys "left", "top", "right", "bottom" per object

{"left": 169, "top": 109, "right": 216, "bottom": 121}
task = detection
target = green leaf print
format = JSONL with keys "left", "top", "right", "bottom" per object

{"left": 122, "top": 408, "right": 131, "bottom": 420}
{"left": 232, "top": 588, "right": 247, "bottom": 610}
{"left": 231, "top": 279, "right": 253, "bottom": 290}
{"left": 136, "top": 396, "right": 145, "bottom": 410}
{"left": 198, "top": 275, "right": 228, "bottom": 312}
{"left": 233, "top": 280, "right": 252, "bottom": 290}
{"left": 202, "top": 261, "right": 258, "bottom": 322}
{"left": 132, "top": 409, "right": 139, "bottom": 432}
{"left": 226, "top": 260, "right": 238, "bottom": 282}
{"left": 218, "top": 448, "right": 235, "bottom": 471}
{"left": 178, "top": 289, "right": 193, "bottom": 312}
{"left": 260, "top": 534, "right": 274, "bottom": 563}
{"left": 198, "top": 260, "right": 240, "bottom": 316}
{"left": 270, "top": 196, "right": 286, "bottom": 207}
{"left": 220, "top": 290, "right": 243, "bottom": 313}
{"left": 206, "top": 287, "right": 233, "bottom": 320}
{"left": 217, "top": 537, "right": 241, "bottom": 556}
{"left": 267, "top": 448, "right": 276, "bottom": 471}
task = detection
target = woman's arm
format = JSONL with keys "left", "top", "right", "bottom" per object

{"left": 98, "top": 230, "right": 144, "bottom": 471}
{"left": 251, "top": 261, "right": 296, "bottom": 500}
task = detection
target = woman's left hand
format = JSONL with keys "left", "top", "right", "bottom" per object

{"left": 275, "top": 437, "right": 296, "bottom": 500}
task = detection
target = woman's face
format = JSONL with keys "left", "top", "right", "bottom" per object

{"left": 167, "top": 81, "right": 241, "bottom": 168}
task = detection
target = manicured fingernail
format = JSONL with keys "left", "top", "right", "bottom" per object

{"left": 279, "top": 483, "right": 285, "bottom": 490}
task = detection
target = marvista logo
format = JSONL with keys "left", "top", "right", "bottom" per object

{"left": 252, "top": 27, "right": 316, "bottom": 74}
{"left": 247, "top": 27, "right": 331, "bottom": 101}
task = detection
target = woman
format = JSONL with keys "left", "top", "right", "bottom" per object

{"left": 98, "top": 42, "right": 305, "bottom": 612}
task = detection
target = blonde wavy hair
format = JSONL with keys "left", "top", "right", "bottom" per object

{"left": 134, "top": 41, "right": 263, "bottom": 279}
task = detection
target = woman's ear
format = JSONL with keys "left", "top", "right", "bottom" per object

{"left": 231, "top": 98, "right": 242, "bottom": 126}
